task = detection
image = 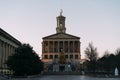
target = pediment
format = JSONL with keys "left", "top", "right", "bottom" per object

{"left": 43, "top": 33, "right": 80, "bottom": 39}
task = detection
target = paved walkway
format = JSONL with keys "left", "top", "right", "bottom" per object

{"left": 0, "top": 76, "right": 8, "bottom": 80}
{"left": 11, "top": 75, "right": 120, "bottom": 80}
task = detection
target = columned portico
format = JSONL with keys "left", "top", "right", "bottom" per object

{"left": 42, "top": 40, "right": 80, "bottom": 53}
{"left": 0, "top": 40, "right": 20, "bottom": 69}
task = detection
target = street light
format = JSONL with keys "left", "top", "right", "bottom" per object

{"left": 80, "top": 61, "right": 85, "bottom": 75}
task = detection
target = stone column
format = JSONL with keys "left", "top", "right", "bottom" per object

{"left": 73, "top": 41, "right": 75, "bottom": 52}
{"left": 67, "top": 41, "right": 69, "bottom": 53}
{"left": 1, "top": 41, "right": 3, "bottom": 68}
{"left": 8, "top": 44, "right": 10, "bottom": 56}
{"left": 0, "top": 40, "right": 2, "bottom": 68}
{"left": 10, "top": 46, "right": 12, "bottom": 55}
{"left": 78, "top": 41, "right": 80, "bottom": 53}
{"left": 11, "top": 46, "right": 14, "bottom": 55}
{"left": 63, "top": 41, "right": 65, "bottom": 53}
{"left": 54, "top": 41, "right": 57, "bottom": 53}
{"left": 42, "top": 41, "right": 44, "bottom": 53}
{"left": 67, "top": 41, "right": 70, "bottom": 62}
{"left": 2, "top": 42, "right": 5, "bottom": 68}
{"left": 49, "top": 41, "right": 53, "bottom": 53}
{"left": 58, "top": 41, "right": 59, "bottom": 53}
{"left": 53, "top": 41, "right": 54, "bottom": 53}
{"left": 51, "top": 41, "right": 53, "bottom": 53}
{"left": 13, "top": 47, "right": 15, "bottom": 54}
{"left": 68, "top": 41, "right": 69, "bottom": 53}
{"left": 0, "top": 39, "right": 1, "bottom": 49}
{"left": 55, "top": 41, "right": 58, "bottom": 53}
{"left": 4, "top": 43, "right": 7, "bottom": 69}
{"left": 5, "top": 43, "right": 7, "bottom": 60}
{"left": 48, "top": 41, "right": 49, "bottom": 53}
{"left": 61, "top": 41, "right": 63, "bottom": 52}
{"left": 64, "top": 41, "right": 66, "bottom": 53}
{"left": 69, "top": 41, "right": 72, "bottom": 53}
{"left": 9, "top": 45, "right": 12, "bottom": 56}
{"left": 72, "top": 41, "right": 74, "bottom": 53}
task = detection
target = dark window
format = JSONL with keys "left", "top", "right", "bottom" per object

{"left": 65, "top": 55, "right": 68, "bottom": 59}
{"left": 50, "top": 55, "right": 53, "bottom": 59}
{"left": 54, "top": 48, "right": 57, "bottom": 53}
{"left": 70, "top": 55, "right": 73, "bottom": 59}
{"left": 75, "top": 55, "right": 78, "bottom": 59}
{"left": 45, "top": 46, "right": 48, "bottom": 52}
{"left": 49, "top": 42, "right": 53, "bottom": 52}
{"left": 54, "top": 42, "right": 58, "bottom": 53}
{"left": 55, "top": 55, "right": 58, "bottom": 59}
{"left": 70, "top": 41, "right": 73, "bottom": 52}
{"left": 44, "top": 42, "right": 48, "bottom": 53}
{"left": 44, "top": 55, "right": 48, "bottom": 59}
{"left": 59, "top": 41, "right": 63, "bottom": 52}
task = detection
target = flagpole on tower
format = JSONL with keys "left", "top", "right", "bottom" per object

{"left": 60, "top": 9, "right": 63, "bottom": 16}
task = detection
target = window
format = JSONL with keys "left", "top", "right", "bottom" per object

{"left": 44, "top": 55, "right": 48, "bottom": 59}
{"left": 74, "top": 41, "right": 78, "bottom": 52}
{"left": 75, "top": 55, "right": 78, "bottom": 59}
{"left": 50, "top": 55, "right": 53, "bottom": 59}
{"left": 64, "top": 41, "right": 68, "bottom": 52}
{"left": 65, "top": 55, "right": 68, "bottom": 59}
{"left": 59, "top": 41, "right": 63, "bottom": 52}
{"left": 49, "top": 42, "right": 53, "bottom": 52}
{"left": 44, "top": 41, "right": 48, "bottom": 53}
{"left": 70, "top": 41, "right": 73, "bottom": 52}
{"left": 55, "top": 55, "right": 58, "bottom": 59}
{"left": 70, "top": 55, "right": 73, "bottom": 59}
{"left": 45, "top": 46, "right": 48, "bottom": 52}
{"left": 54, "top": 42, "right": 58, "bottom": 52}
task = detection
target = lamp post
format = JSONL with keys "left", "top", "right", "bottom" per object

{"left": 80, "top": 61, "right": 83, "bottom": 70}
{"left": 80, "top": 61, "right": 85, "bottom": 75}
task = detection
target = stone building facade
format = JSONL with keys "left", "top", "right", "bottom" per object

{"left": 42, "top": 12, "right": 81, "bottom": 71}
{"left": 0, "top": 28, "right": 21, "bottom": 74}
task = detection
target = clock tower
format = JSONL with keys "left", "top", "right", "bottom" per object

{"left": 56, "top": 10, "right": 66, "bottom": 33}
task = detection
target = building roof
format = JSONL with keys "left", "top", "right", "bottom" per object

{"left": 0, "top": 28, "right": 21, "bottom": 45}
{"left": 43, "top": 33, "right": 80, "bottom": 39}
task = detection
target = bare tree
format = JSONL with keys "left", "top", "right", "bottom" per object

{"left": 115, "top": 48, "right": 120, "bottom": 55}
{"left": 84, "top": 42, "right": 98, "bottom": 73}
{"left": 103, "top": 50, "right": 110, "bottom": 58}
{"left": 115, "top": 48, "right": 120, "bottom": 71}
{"left": 85, "top": 42, "right": 98, "bottom": 62}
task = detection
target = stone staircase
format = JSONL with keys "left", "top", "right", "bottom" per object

{"left": 42, "top": 71, "right": 81, "bottom": 75}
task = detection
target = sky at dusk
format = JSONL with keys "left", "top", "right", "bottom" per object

{"left": 0, "top": 0, "right": 120, "bottom": 58}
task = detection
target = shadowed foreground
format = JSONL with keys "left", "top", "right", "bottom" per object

{"left": 11, "top": 75, "right": 119, "bottom": 80}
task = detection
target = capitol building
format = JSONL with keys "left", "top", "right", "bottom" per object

{"left": 0, "top": 11, "right": 81, "bottom": 74}
{"left": 42, "top": 11, "right": 81, "bottom": 72}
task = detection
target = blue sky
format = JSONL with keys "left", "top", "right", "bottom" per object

{"left": 0, "top": 0, "right": 120, "bottom": 58}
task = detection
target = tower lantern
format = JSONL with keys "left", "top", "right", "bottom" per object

{"left": 56, "top": 10, "right": 66, "bottom": 33}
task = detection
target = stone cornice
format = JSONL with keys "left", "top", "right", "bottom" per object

{"left": 0, "top": 28, "right": 21, "bottom": 46}
{"left": 43, "top": 33, "right": 80, "bottom": 39}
